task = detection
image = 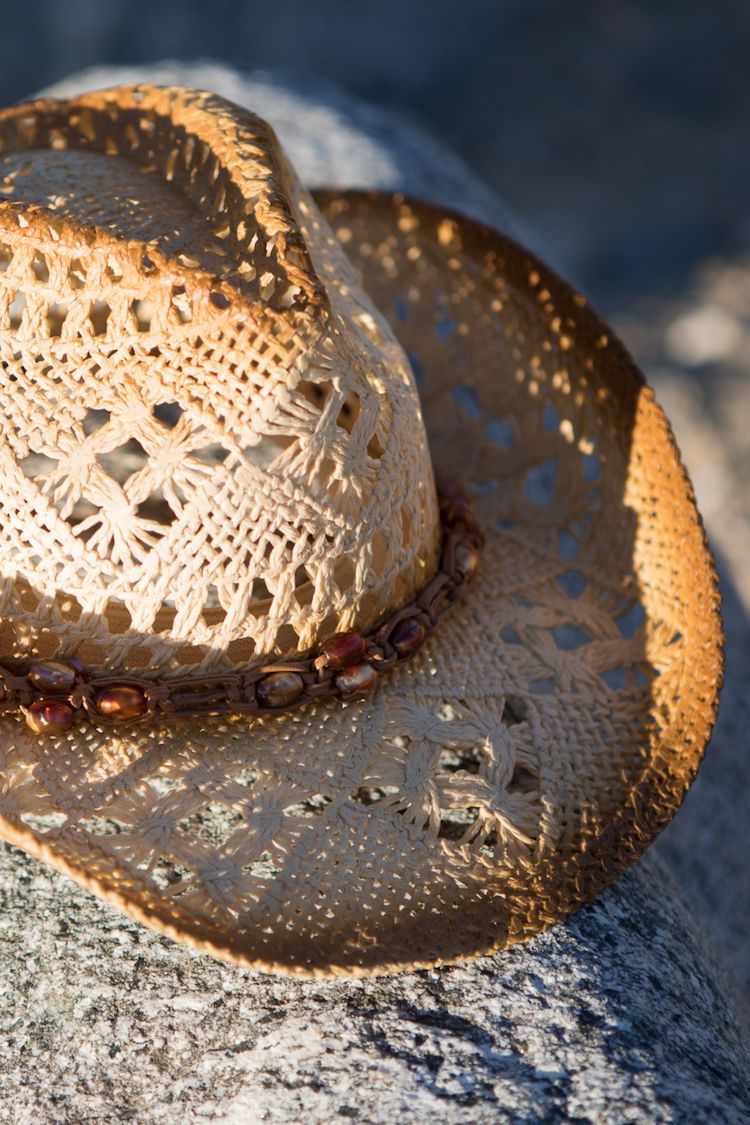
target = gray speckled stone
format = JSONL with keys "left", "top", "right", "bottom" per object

{"left": 1, "top": 847, "right": 748, "bottom": 1124}
{"left": 0, "top": 64, "right": 746, "bottom": 1123}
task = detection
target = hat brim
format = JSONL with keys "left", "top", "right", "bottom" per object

{"left": 0, "top": 190, "right": 723, "bottom": 977}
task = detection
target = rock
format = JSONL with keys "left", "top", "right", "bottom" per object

{"left": 0, "top": 64, "right": 746, "bottom": 1123}
{"left": 1, "top": 845, "right": 748, "bottom": 1123}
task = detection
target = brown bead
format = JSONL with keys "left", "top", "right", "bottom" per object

{"left": 28, "top": 659, "right": 78, "bottom": 693}
{"left": 315, "top": 631, "right": 366, "bottom": 671}
{"left": 391, "top": 617, "right": 426, "bottom": 658}
{"left": 438, "top": 479, "right": 472, "bottom": 525}
{"left": 335, "top": 663, "right": 378, "bottom": 700}
{"left": 25, "top": 699, "right": 75, "bottom": 736}
{"left": 256, "top": 671, "right": 305, "bottom": 709}
{"left": 96, "top": 685, "right": 148, "bottom": 721}
{"left": 455, "top": 542, "right": 479, "bottom": 580}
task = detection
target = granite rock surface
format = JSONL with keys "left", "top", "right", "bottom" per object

{"left": 1, "top": 847, "right": 748, "bottom": 1124}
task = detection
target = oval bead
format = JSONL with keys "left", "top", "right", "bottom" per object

{"left": 335, "top": 663, "right": 378, "bottom": 700}
{"left": 438, "top": 480, "right": 472, "bottom": 525}
{"left": 391, "top": 617, "right": 426, "bottom": 658}
{"left": 454, "top": 542, "right": 479, "bottom": 580}
{"left": 316, "top": 631, "right": 366, "bottom": 671}
{"left": 96, "top": 685, "right": 148, "bottom": 721}
{"left": 28, "top": 659, "right": 78, "bottom": 693}
{"left": 25, "top": 699, "right": 75, "bottom": 736}
{"left": 256, "top": 671, "right": 305, "bottom": 709}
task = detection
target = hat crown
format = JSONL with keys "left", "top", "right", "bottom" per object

{"left": 0, "top": 86, "right": 438, "bottom": 674}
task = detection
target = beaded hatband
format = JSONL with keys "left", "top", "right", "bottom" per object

{"left": 0, "top": 478, "right": 483, "bottom": 737}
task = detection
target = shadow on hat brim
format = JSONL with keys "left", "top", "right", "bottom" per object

{"left": 0, "top": 190, "right": 723, "bottom": 977}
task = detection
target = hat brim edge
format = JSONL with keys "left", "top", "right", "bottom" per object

{"left": 0, "top": 187, "right": 724, "bottom": 978}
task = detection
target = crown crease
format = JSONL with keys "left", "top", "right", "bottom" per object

{"left": 0, "top": 85, "right": 439, "bottom": 676}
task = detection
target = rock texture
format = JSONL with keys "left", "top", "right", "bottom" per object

{"left": 0, "top": 65, "right": 747, "bottom": 1123}
{"left": 1, "top": 846, "right": 748, "bottom": 1124}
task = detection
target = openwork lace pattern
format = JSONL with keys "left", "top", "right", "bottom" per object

{"left": 0, "top": 86, "right": 437, "bottom": 674}
{"left": 0, "top": 88, "right": 722, "bottom": 976}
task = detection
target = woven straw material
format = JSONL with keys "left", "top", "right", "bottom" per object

{"left": 0, "top": 86, "right": 437, "bottom": 672}
{"left": 0, "top": 87, "right": 722, "bottom": 977}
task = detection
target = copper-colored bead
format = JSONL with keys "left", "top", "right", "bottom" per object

{"left": 256, "top": 671, "right": 305, "bottom": 709}
{"left": 391, "top": 617, "right": 426, "bottom": 658}
{"left": 455, "top": 541, "right": 479, "bottom": 580}
{"left": 335, "top": 663, "right": 378, "bottom": 700}
{"left": 315, "top": 631, "right": 366, "bottom": 671}
{"left": 442, "top": 501, "right": 472, "bottom": 527}
{"left": 28, "top": 659, "right": 78, "bottom": 693}
{"left": 25, "top": 699, "right": 75, "bottom": 736}
{"left": 96, "top": 684, "right": 148, "bottom": 721}
{"left": 438, "top": 479, "right": 472, "bottom": 525}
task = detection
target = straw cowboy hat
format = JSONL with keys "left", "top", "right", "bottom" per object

{"left": 0, "top": 85, "right": 722, "bottom": 976}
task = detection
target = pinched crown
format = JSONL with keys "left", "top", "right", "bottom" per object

{"left": 0, "top": 86, "right": 438, "bottom": 674}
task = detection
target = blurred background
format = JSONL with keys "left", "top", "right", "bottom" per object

{"left": 5, "top": 0, "right": 748, "bottom": 600}
{"left": 3, "top": 0, "right": 748, "bottom": 313}
{"left": 2, "top": 0, "right": 749, "bottom": 1017}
